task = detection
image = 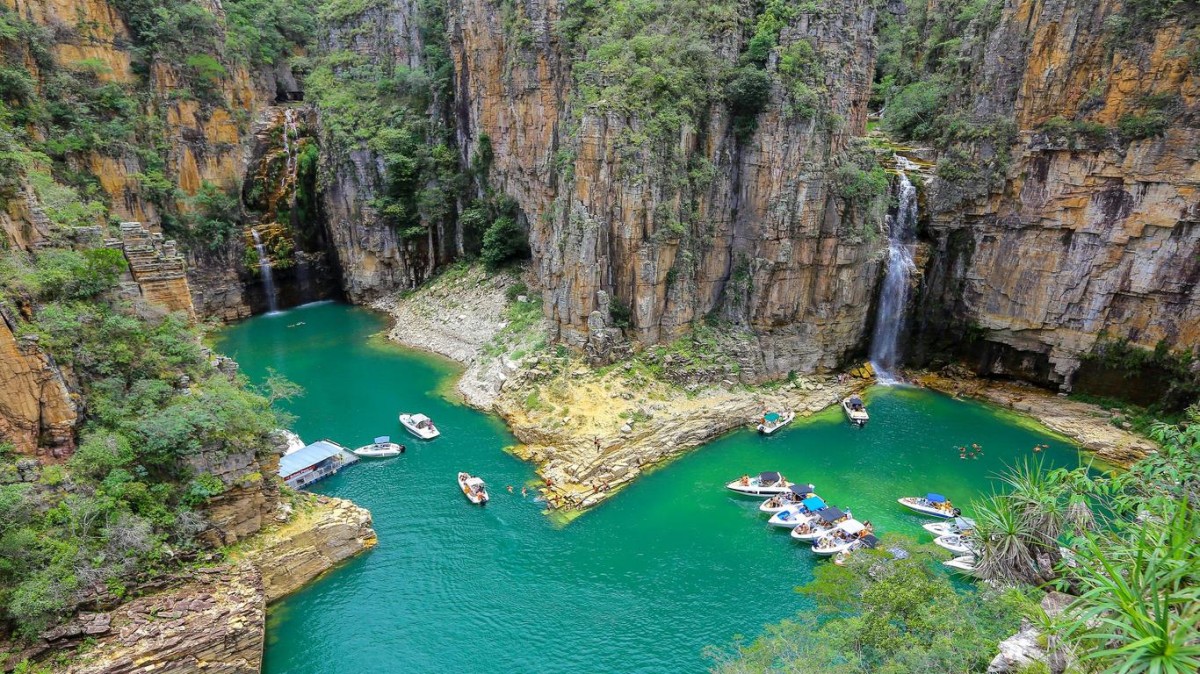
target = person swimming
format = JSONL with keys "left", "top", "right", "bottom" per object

{"left": 506, "top": 485, "right": 514, "bottom": 493}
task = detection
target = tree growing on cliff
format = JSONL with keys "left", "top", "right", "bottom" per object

{"left": 480, "top": 216, "right": 530, "bottom": 270}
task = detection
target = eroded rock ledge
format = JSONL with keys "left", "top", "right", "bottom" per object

{"left": 30, "top": 495, "right": 374, "bottom": 673}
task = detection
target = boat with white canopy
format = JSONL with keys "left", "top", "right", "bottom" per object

{"left": 898, "top": 493, "right": 960, "bottom": 518}
{"left": 727, "top": 471, "right": 793, "bottom": 496}
{"left": 758, "top": 484, "right": 817, "bottom": 513}
{"left": 400, "top": 413, "right": 440, "bottom": 440}
{"left": 352, "top": 436, "right": 405, "bottom": 458}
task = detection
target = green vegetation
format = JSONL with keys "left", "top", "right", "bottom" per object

{"left": 1082, "top": 337, "right": 1199, "bottom": 411}
{"left": 709, "top": 537, "right": 1033, "bottom": 672}
{"left": 163, "top": 180, "right": 245, "bottom": 249}
{"left": 480, "top": 216, "right": 530, "bottom": 269}
{"left": 0, "top": 247, "right": 295, "bottom": 639}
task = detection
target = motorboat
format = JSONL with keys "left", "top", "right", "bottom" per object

{"left": 833, "top": 534, "right": 880, "bottom": 566}
{"left": 351, "top": 436, "right": 405, "bottom": 458}
{"left": 842, "top": 395, "right": 869, "bottom": 427}
{"left": 400, "top": 413, "right": 440, "bottom": 440}
{"left": 923, "top": 516, "right": 976, "bottom": 537}
{"left": 755, "top": 410, "right": 795, "bottom": 435}
{"left": 812, "top": 519, "right": 870, "bottom": 556}
{"left": 943, "top": 554, "right": 979, "bottom": 576}
{"left": 790, "top": 506, "right": 852, "bottom": 541}
{"left": 758, "top": 484, "right": 817, "bottom": 513}
{"left": 727, "top": 471, "right": 793, "bottom": 496}
{"left": 898, "top": 493, "right": 961, "bottom": 518}
{"left": 934, "top": 533, "right": 976, "bottom": 555}
{"left": 768, "top": 506, "right": 814, "bottom": 528}
{"left": 457, "top": 472, "right": 489, "bottom": 505}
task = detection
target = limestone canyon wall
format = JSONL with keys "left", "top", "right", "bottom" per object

{"left": 910, "top": 0, "right": 1200, "bottom": 389}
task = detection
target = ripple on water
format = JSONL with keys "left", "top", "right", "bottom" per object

{"left": 214, "top": 303, "right": 1088, "bottom": 674}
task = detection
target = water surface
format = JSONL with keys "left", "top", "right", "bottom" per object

{"left": 213, "top": 302, "right": 1085, "bottom": 674}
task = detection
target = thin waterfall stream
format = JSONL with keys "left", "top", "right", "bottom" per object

{"left": 251, "top": 228, "right": 279, "bottom": 313}
{"left": 869, "top": 158, "right": 919, "bottom": 383}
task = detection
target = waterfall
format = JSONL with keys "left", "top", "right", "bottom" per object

{"left": 282, "top": 108, "right": 299, "bottom": 192}
{"left": 252, "top": 228, "right": 279, "bottom": 313}
{"left": 868, "top": 159, "right": 919, "bottom": 384}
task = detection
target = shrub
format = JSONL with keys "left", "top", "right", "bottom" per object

{"left": 480, "top": 216, "right": 529, "bottom": 269}
{"left": 884, "top": 81, "right": 948, "bottom": 140}
{"left": 724, "top": 66, "right": 772, "bottom": 139}
{"left": 1117, "top": 112, "right": 1169, "bottom": 140}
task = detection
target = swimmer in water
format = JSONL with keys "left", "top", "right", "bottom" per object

{"left": 521, "top": 486, "right": 528, "bottom": 497}
{"left": 506, "top": 485, "right": 514, "bottom": 493}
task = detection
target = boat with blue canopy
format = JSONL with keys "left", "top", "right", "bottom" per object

{"left": 755, "top": 410, "right": 795, "bottom": 435}
{"left": 758, "top": 484, "right": 817, "bottom": 513}
{"left": 766, "top": 495, "right": 827, "bottom": 525}
{"left": 898, "top": 493, "right": 961, "bottom": 518}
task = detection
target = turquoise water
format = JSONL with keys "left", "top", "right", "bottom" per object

{"left": 213, "top": 302, "right": 1087, "bottom": 674}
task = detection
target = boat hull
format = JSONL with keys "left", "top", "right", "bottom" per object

{"left": 726, "top": 481, "right": 793, "bottom": 496}
{"left": 934, "top": 534, "right": 974, "bottom": 554}
{"left": 767, "top": 508, "right": 812, "bottom": 528}
{"left": 352, "top": 442, "right": 404, "bottom": 458}
{"left": 943, "top": 555, "right": 979, "bottom": 576}
{"left": 400, "top": 415, "right": 440, "bottom": 440}
{"left": 898, "top": 497, "right": 958, "bottom": 519}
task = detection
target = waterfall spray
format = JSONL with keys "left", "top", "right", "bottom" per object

{"left": 251, "top": 228, "right": 279, "bottom": 313}
{"left": 868, "top": 159, "right": 919, "bottom": 383}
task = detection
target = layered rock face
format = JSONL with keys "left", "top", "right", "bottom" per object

{"left": 909, "top": 0, "right": 1200, "bottom": 388}
{"left": 0, "top": 309, "right": 77, "bottom": 458}
{"left": 449, "top": 0, "right": 887, "bottom": 375}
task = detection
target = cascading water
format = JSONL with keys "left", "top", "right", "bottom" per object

{"left": 251, "top": 228, "right": 279, "bottom": 313}
{"left": 282, "top": 108, "right": 299, "bottom": 192}
{"left": 868, "top": 159, "right": 920, "bottom": 384}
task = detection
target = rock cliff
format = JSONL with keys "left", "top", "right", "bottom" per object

{"left": 903, "top": 0, "right": 1200, "bottom": 391}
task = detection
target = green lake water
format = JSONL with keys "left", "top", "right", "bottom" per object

{"left": 213, "top": 301, "right": 1089, "bottom": 674}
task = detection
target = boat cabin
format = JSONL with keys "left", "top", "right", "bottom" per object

{"left": 847, "top": 396, "right": 864, "bottom": 411}
{"left": 278, "top": 439, "right": 354, "bottom": 489}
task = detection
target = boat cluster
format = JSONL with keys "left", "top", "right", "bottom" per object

{"left": 346, "top": 411, "right": 443, "bottom": 459}
{"left": 898, "top": 493, "right": 980, "bottom": 575}
{"left": 728, "top": 473, "right": 879, "bottom": 563}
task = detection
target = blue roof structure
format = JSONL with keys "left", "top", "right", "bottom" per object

{"left": 279, "top": 440, "right": 344, "bottom": 476}
{"left": 926, "top": 493, "right": 947, "bottom": 503}
{"left": 802, "top": 496, "right": 827, "bottom": 511}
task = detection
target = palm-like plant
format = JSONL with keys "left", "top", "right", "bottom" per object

{"left": 1060, "top": 501, "right": 1200, "bottom": 674}
{"left": 972, "top": 494, "right": 1042, "bottom": 586}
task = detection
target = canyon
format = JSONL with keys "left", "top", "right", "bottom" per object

{"left": 0, "top": 0, "right": 1197, "bottom": 668}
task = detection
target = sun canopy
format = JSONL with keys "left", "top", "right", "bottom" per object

{"left": 410, "top": 413, "right": 431, "bottom": 423}
{"left": 763, "top": 412, "right": 780, "bottom": 423}
{"left": 278, "top": 440, "right": 344, "bottom": 476}
{"left": 926, "top": 493, "right": 947, "bottom": 503}
{"left": 465, "top": 477, "right": 485, "bottom": 487}
{"left": 801, "top": 496, "right": 827, "bottom": 511}
{"left": 849, "top": 396, "right": 863, "bottom": 405}
{"left": 817, "top": 507, "right": 846, "bottom": 523}
{"left": 840, "top": 519, "right": 866, "bottom": 535}
{"left": 789, "top": 484, "right": 816, "bottom": 496}
{"left": 860, "top": 534, "right": 880, "bottom": 549}
{"left": 758, "top": 471, "right": 781, "bottom": 483}
{"left": 374, "top": 436, "right": 390, "bottom": 444}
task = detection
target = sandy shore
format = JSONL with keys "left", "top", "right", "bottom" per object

{"left": 374, "top": 265, "right": 1155, "bottom": 512}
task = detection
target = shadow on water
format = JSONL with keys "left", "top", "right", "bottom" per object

{"left": 213, "top": 302, "right": 1088, "bottom": 674}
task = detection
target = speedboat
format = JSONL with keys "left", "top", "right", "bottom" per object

{"left": 923, "top": 516, "right": 976, "bottom": 537}
{"left": 400, "top": 413, "right": 440, "bottom": 440}
{"left": 727, "top": 471, "right": 793, "bottom": 496}
{"left": 943, "top": 554, "right": 979, "bottom": 577}
{"left": 457, "top": 472, "right": 489, "bottom": 505}
{"left": 898, "top": 493, "right": 961, "bottom": 518}
{"left": 812, "top": 519, "right": 870, "bottom": 556}
{"left": 352, "top": 436, "right": 405, "bottom": 458}
{"left": 758, "top": 484, "right": 817, "bottom": 513}
{"left": 833, "top": 534, "right": 880, "bottom": 565}
{"left": 755, "top": 410, "right": 795, "bottom": 435}
{"left": 766, "top": 494, "right": 826, "bottom": 523}
{"left": 842, "top": 395, "right": 869, "bottom": 427}
{"left": 934, "top": 533, "right": 976, "bottom": 555}
{"left": 790, "top": 506, "right": 852, "bottom": 541}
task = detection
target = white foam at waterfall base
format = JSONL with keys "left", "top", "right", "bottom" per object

{"left": 251, "top": 228, "right": 280, "bottom": 314}
{"left": 868, "top": 167, "right": 919, "bottom": 384}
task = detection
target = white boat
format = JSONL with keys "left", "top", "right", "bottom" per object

{"left": 943, "top": 554, "right": 979, "bottom": 576}
{"left": 898, "top": 493, "right": 960, "bottom": 518}
{"left": 457, "top": 472, "right": 489, "bottom": 505}
{"left": 923, "top": 516, "right": 976, "bottom": 537}
{"left": 842, "top": 395, "right": 869, "bottom": 427}
{"left": 755, "top": 410, "right": 795, "bottom": 435}
{"left": 934, "top": 533, "right": 976, "bottom": 555}
{"left": 765, "top": 493, "right": 826, "bottom": 523}
{"left": 757, "top": 484, "right": 817, "bottom": 513}
{"left": 832, "top": 534, "right": 880, "bottom": 565}
{"left": 352, "top": 436, "right": 405, "bottom": 458}
{"left": 727, "top": 471, "right": 793, "bottom": 496}
{"left": 400, "top": 413, "right": 440, "bottom": 440}
{"left": 812, "top": 519, "right": 870, "bottom": 556}
{"left": 790, "top": 506, "right": 852, "bottom": 541}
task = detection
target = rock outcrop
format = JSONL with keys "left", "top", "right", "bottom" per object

{"left": 112, "top": 223, "right": 197, "bottom": 320}
{"left": 0, "top": 309, "right": 77, "bottom": 458}
{"left": 908, "top": 0, "right": 1200, "bottom": 390}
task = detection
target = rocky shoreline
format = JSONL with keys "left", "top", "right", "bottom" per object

{"left": 374, "top": 266, "right": 1158, "bottom": 514}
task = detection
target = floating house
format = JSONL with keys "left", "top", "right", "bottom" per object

{"left": 278, "top": 439, "right": 358, "bottom": 489}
